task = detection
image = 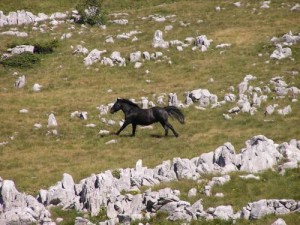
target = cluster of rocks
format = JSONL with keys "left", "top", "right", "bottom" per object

{"left": 220, "top": 73, "right": 299, "bottom": 119}
{"left": 270, "top": 31, "right": 300, "bottom": 60}
{"left": 2, "top": 135, "right": 298, "bottom": 224}
{"left": 0, "top": 179, "right": 53, "bottom": 225}
{"left": 74, "top": 29, "right": 217, "bottom": 68}
{"left": 78, "top": 46, "right": 168, "bottom": 68}
{"left": 0, "top": 10, "right": 67, "bottom": 27}
{"left": 241, "top": 199, "right": 300, "bottom": 220}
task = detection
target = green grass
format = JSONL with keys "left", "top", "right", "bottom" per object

{"left": 0, "top": 0, "right": 300, "bottom": 224}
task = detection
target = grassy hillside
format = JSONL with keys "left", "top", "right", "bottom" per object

{"left": 0, "top": 0, "right": 300, "bottom": 224}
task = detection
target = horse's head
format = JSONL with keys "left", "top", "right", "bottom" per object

{"left": 110, "top": 99, "right": 121, "bottom": 114}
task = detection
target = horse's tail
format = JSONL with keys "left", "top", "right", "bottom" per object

{"left": 164, "top": 106, "right": 185, "bottom": 124}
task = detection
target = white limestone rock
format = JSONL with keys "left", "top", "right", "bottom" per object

{"left": 271, "top": 218, "right": 287, "bottom": 225}
{"left": 10, "top": 45, "right": 34, "bottom": 55}
{"left": 277, "top": 105, "right": 292, "bottom": 116}
{"left": 130, "top": 51, "right": 141, "bottom": 62}
{"left": 72, "top": 45, "right": 89, "bottom": 55}
{"left": 0, "top": 180, "right": 52, "bottom": 224}
{"left": 32, "top": 83, "right": 42, "bottom": 92}
{"left": 47, "top": 113, "right": 58, "bottom": 128}
{"left": 212, "top": 205, "right": 234, "bottom": 220}
{"left": 152, "top": 30, "right": 169, "bottom": 48}
{"left": 195, "top": 35, "right": 212, "bottom": 52}
{"left": 270, "top": 44, "right": 292, "bottom": 60}
{"left": 187, "top": 188, "right": 197, "bottom": 197}
{"left": 238, "top": 135, "right": 282, "bottom": 173}
{"left": 84, "top": 49, "right": 107, "bottom": 66}
{"left": 110, "top": 51, "right": 126, "bottom": 66}
{"left": 15, "top": 75, "right": 26, "bottom": 88}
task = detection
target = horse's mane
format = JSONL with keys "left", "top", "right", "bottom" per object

{"left": 119, "top": 99, "right": 140, "bottom": 108}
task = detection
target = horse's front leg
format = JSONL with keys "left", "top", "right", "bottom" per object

{"left": 115, "top": 120, "right": 131, "bottom": 135}
{"left": 132, "top": 124, "right": 137, "bottom": 136}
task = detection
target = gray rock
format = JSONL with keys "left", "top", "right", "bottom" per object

{"left": 213, "top": 142, "right": 237, "bottom": 173}
{"left": 32, "top": 83, "right": 43, "bottom": 92}
{"left": 0, "top": 180, "right": 52, "bottom": 224}
{"left": 47, "top": 113, "right": 58, "bottom": 128}
{"left": 239, "top": 135, "right": 282, "bottom": 173}
{"left": 213, "top": 205, "right": 234, "bottom": 220}
{"left": 172, "top": 157, "right": 199, "bottom": 180}
{"left": 110, "top": 51, "right": 126, "bottom": 66}
{"left": 101, "top": 57, "right": 114, "bottom": 67}
{"left": 15, "top": 75, "right": 26, "bottom": 88}
{"left": 265, "top": 104, "right": 278, "bottom": 116}
{"left": 152, "top": 30, "right": 169, "bottom": 48}
{"left": 277, "top": 105, "right": 292, "bottom": 116}
{"left": 187, "top": 188, "right": 197, "bottom": 197}
{"left": 277, "top": 142, "right": 300, "bottom": 162}
{"left": 10, "top": 45, "right": 34, "bottom": 55}
{"left": 239, "top": 174, "right": 260, "bottom": 180}
{"left": 130, "top": 51, "right": 141, "bottom": 62}
{"left": 270, "top": 44, "right": 292, "bottom": 60}
{"left": 73, "top": 45, "right": 89, "bottom": 55}
{"left": 84, "top": 49, "right": 106, "bottom": 66}
{"left": 271, "top": 218, "right": 287, "bottom": 225}
{"left": 249, "top": 199, "right": 275, "bottom": 219}
{"left": 62, "top": 173, "right": 75, "bottom": 190}
{"left": 74, "top": 217, "right": 95, "bottom": 225}
{"left": 195, "top": 35, "right": 211, "bottom": 52}
{"left": 196, "top": 151, "right": 214, "bottom": 173}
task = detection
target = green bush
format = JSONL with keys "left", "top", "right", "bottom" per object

{"left": 75, "top": 0, "right": 106, "bottom": 26}
{"left": 33, "top": 39, "right": 59, "bottom": 54}
{"left": 0, "top": 52, "right": 40, "bottom": 68}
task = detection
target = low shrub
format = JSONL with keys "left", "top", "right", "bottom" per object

{"left": 33, "top": 39, "right": 59, "bottom": 54}
{"left": 75, "top": 0, "right": 106, "bottom": 26}
{"left": 0, "top": 52, "right": 40, "bottom": 68}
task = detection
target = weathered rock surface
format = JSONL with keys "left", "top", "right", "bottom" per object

{"left": 0, "top": 180, "right": 52, "bottom": 224}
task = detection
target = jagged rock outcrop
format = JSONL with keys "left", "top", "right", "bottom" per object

{"left": 0, "top": 179, "right": 53, "bottom": 225}
{"left": 29, "top": 135, "right": 300, "bottom": 224}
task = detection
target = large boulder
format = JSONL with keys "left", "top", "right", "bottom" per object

{"left": 238, "top": 135, "right": 282, "bottom": 173}
{"left": 0, "top": 180, "right": 52, "bottom": 224}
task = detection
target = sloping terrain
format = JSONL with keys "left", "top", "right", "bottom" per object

{"left": 0, "top": 0, "right": 300, "bottom": 224}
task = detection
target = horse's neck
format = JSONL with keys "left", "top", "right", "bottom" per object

{"left": 121, "top": 103, "right": 139, "bottom": 115}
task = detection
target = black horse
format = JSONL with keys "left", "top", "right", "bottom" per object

{"left": 110, "top": 98, "right": 185, "bottom": 137}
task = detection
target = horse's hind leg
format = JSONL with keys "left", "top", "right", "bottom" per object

{"left": 161, "top": 121, "right": 178, "bottom": 137}
{"left": 160, "top": 122, "right": 169, "bottom": 136}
